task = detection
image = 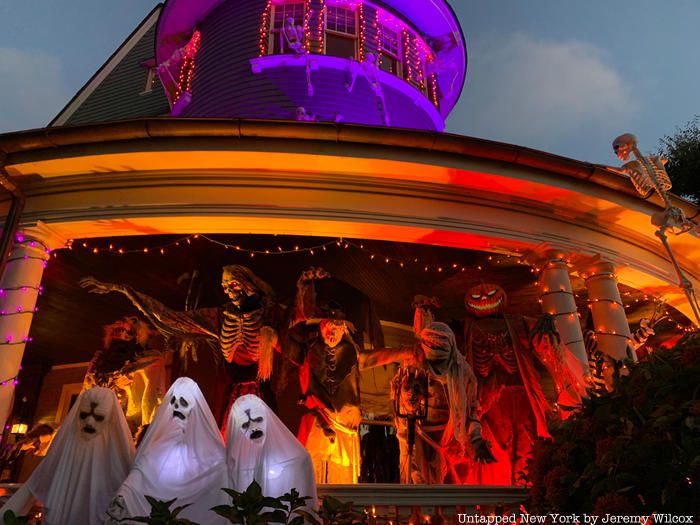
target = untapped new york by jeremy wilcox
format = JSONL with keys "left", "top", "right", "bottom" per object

{"left": 457, "top": 514, "right": 696, "bottom": 524}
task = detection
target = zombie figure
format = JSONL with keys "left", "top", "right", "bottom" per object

{"left": 226, "top": 394, "right": 317, "bottom": 516}
{"left": 361, "top": 321, "right": 494, "bottom": 484}
{"left": 83, "top": 316, "right": 166, "bottom": 433}
{"left": 80, "top": 265, "right": 280, "bottom": 418}
{"left": 285, "top": 268, "right": 363, "bottom": 484}
{"left": 461, "top": 282, "right": 563, "bottom": 485}
{"left": 0, "top": 387, "right": 134, "bottom": 525}
{"left": 107, "top": 377, "right": 228, "bottom": 525}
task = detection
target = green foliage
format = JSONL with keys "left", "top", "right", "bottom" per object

{"left": 2, "top": 510, "right": 29, "bottom": 525}
{"left": 658, "top": 116, "right": 700, "bottom": 202}
{"left": 315, "top": 495, "right": 365, "bottom": 525}
{"left": 212, "top": 480, "right": 320, "bottom": 525}
{"left": 128, "top": 495, "right": 198, "bottom": 525}
{"left": 526, "top": 334, "right": 700, "bottom": 514}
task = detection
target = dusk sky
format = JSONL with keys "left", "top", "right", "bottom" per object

{"left": 0, "top": 0, "right": 698, "bottom": 164}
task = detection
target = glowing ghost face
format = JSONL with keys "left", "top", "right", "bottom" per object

{"left": 319, "top": 319, "right": 347, "bottom": 348}
{"left": 78, "top": 399, "right": 108, "bottom": 441}
{"left": 169, "top": 394, "right": 192, "bottom": 424}
{"left": 239, "top": 407, "right": 266, "bottom": 443}
{"left": 464, "top": 283, "right": 507, "bottom": 318}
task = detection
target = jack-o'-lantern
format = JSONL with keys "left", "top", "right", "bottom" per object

{"left": 464, "top": 282, "right": 507, "bottom": 318}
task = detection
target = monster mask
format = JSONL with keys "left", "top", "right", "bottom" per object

{"left": 78, "top": 395, "right": 109, "bottom": 441}
{"left": 465, "top": 283, "right": 507, "bottom": 318}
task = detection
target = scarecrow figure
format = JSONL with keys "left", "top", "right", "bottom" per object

{"left": 284, "top": 268, "right": 363, "bottom": 484}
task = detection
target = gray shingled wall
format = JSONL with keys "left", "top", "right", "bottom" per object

{"left": 65, "top": 24, "right": 170, "bottom": 125}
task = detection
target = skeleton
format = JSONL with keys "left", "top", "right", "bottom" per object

{"left": 80, "top": 265, "right": 280, "bottom": 418}
{"left": 461, "top": 282, "right": 560, "bottom": 486}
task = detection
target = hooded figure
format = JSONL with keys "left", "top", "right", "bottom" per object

{"left": 0, "top": 387, "right": 134, "bottom": 525}
{"left": 226, "top": 395, "right": 317, "bottom": 513}
{"left": 107, "top": 377, "right": 228, "bottom": 524}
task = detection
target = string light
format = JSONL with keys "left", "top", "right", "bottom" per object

{"left": 358, "top": 1, "right": 366, "bottom": 62}
{"left": 317, "top": 0, "right": 326, "bottom": 53}
{"left": 173, "top": 29, "right": 201, "bottom": 106}
{"left": 258, "top": 0, "right": 272, "bottom": 57}
{"left": 303, "top": 0, "right": 312, "bottom": 53}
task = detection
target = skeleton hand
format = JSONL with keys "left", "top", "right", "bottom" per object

{"left": 472, "top": 438, "right": 496, "bottom": 464}
{"left": 638, "top": 317, "right": 655, "bottom": 338}
{"left": 79, "top": 276, "right": 123, "bottom": 295}
{"left": 297, "top": 267, "right": 330, "bottom": 285}
{"left": 530, "top": 313, "right": 561, "bottom": 353}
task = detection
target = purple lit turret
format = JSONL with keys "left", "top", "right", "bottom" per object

{"left": 155, "top": 0, "right": 466, "bottom": 131}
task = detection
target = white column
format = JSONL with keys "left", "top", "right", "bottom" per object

{"left": 538, "top": 250, "right": 589, "bottom": 373}
{"left": 0, "top": 224, "right": 61, "bottom": 433}
{"left": 537, "top": 250, "right": 589, "bottom": 405}
{"left": 581, "top": 260, "right": 633, "bottom": 387}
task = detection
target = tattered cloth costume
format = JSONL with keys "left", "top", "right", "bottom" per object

{"left": 226, "top": 394, "right": 317, "bottom": 514}
{"left": 393, "top": 322, "right": 483, "bottom": 484}
{"left": 107, "top": 377, "right": 228, "bottom": 525}
{"left": 0, "top": 387, "right": 134, "bottom": 525}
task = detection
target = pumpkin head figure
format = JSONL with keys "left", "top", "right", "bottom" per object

{"left": 464, "top": 282, "right": 507, "bottom": 318}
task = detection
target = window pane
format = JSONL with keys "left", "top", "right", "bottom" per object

{"left": 327, "top": 6, "right": 356, "bottom": 35}
{"left": 379, "top": 25, "right": 399, "bottom": 57}
{"left": 273, "top": 3, "right": 304, "bottom": 29}
{"left": 326, "top": 33, "right": 356, "bottom": 59}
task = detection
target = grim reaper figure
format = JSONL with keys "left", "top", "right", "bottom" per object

{"left": 107, "top": 377, "right": 228, "bottom": 525}
{"left": 0, "top": 387, "right": 134, "bottom": 525}
{"left": 80, "top": 265, "right": 280, "bottom": 416}
{"left": 226, "top": 394, "right": 317, "bottom": 513}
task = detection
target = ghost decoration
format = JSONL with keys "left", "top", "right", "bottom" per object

{"left": 226, "top": 395, "right": 317, "bottom": 514}
{"left": 0, "top": 387, "right": 134, "bottom": 525}
{"left": 107, "top": 377, "right": 228, "bottom": 524}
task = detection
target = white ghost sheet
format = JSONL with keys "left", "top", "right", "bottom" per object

{"left": 226, "top": 394, "right": 317, "bottom": 514}
{"left": 0, "top": 387, "right": 135, "bottom": 525}
{"left": 108, "top": 377, "right": 228, "bottom": 524}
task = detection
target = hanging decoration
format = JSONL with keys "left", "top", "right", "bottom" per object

{"left": 172, "top": 29, "right": 201, "bottom": 107}
{"left": 303, "top": 0, "right": 312, "bottom": 53}
{"left": 358, "top": 1, "right": 366, "bottom": 62}
{"left": 258, "top": 0, "right": 272, "bottom": 57}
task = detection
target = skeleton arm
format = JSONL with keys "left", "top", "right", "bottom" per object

{"left": 358, "top": 346, "right": 418, "bottom": 370}
{"left": 79, "top": 277, "right": 218, "bottom": 340}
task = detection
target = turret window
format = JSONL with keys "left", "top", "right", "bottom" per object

{"left": 325, "top": 6, "right": 358, "bottom": 59}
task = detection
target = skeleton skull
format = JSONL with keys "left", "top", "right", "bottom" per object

{"left": 78, "top": 398, "right": 108, "bottom": 441}
{"left": 320, "top": 319, "right": 348, "bottom": 348}
{"left": 612, "top": 133, "right": 638, "bottom": 161}
{"left": 221, "top": 270, "right": 245, "bottom": 305}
